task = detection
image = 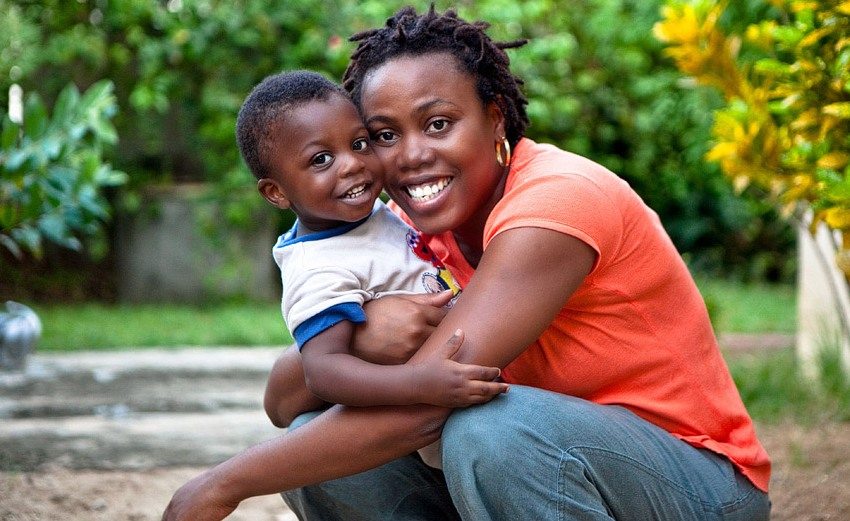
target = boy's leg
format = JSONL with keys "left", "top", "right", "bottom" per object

{"left": 280, "top": 410, "right": 461, "bottom": 521}
{"left": 441, "top": 385, "right": 770, "bottom": 521}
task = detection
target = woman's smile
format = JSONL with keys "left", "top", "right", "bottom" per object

{"left": 360, "top": 52, "right": 507, "bottom": 239}
{"left": 405, "top": 177, "right": 452, "bottom": 202}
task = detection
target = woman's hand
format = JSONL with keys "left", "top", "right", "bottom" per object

{"left": 161, "top": 468, "right": 239, "bottom": 521}
{"left": 351, "top": 290, "right": 453, "bottom": 365}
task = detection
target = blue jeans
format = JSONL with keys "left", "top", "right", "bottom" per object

{"left": 282, "top": 385, "right": 770, "bottom": 520}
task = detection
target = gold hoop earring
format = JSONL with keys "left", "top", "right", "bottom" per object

{"left": 495, "top": 138, "right": 511, "bottom": 167}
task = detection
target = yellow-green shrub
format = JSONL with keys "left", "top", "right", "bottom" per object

{"left": 655, "top": 0, "right": 850, "bottom": 274}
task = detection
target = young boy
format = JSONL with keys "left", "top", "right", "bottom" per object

{"left": 235, "top": 71, "right": 509, "bottom": 467}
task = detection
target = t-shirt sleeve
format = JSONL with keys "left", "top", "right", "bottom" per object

{"left": 283, "top": 265, "right": 369, "bottom": 349}
{"left": 484, "top": 172, "right": 624, "bottom": 271}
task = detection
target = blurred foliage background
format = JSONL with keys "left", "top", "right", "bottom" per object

{"left": 1, "top": 0, "right": 798, "bottom": 304}
{"left": 656, "top": 0, "right": 850, "bottom": 276}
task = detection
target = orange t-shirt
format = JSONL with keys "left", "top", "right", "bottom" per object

{"left": 398, "top": 138, "right": 770, "bottom": 492}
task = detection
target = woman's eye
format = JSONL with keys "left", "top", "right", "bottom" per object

{"left": 427, "top": 119, "right": 449, "bottom": 133}
{"left": 372, "top": 130, "right": 397, "bottom": 144}
{"left": 311, "top": 153, "right": 333, "bottom": 166}
{"left": 352, "top": 138, "right": 369, "bottom": 152}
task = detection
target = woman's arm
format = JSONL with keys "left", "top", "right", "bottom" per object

{"left": 163, "top": 402, "right": 448, "bottom": 521}
{"left": 165, "top": 227, "right": 595, "bottom": 520}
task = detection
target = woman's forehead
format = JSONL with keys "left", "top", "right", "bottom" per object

{"left": 360, "top": 53, "right": 478, "bottom": 111}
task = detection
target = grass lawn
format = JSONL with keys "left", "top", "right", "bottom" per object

{"left": 31, "top": 277, "right": 796, "bottom": 352}
{"left": 33, "top": 301, "right": 292, "bottom": 351}
{"left": 695, "top": 278, "right": 797, "bottom": 334}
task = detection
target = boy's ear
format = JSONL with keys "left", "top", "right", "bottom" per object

{"left": 257, "top": 178, "right": 290, "bottom": 210}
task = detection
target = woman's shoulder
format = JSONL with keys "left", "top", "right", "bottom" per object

{"left": 510, "top": 138, "right": 626, "bottom": 192}
{"left": 508, "top": 139, "right": 634, "bottom": 205}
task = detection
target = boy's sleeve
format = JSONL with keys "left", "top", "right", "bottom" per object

{"left": 283, "top": 266, "right": 370, "bottom": 349}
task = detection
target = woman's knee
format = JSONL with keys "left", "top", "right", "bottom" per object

{"left": 441, "top": 386, "right": 612, "bottom": 470}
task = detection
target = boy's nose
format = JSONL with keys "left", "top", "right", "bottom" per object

{"left": 337, "top": 154, "right": 365, "bottom": 178}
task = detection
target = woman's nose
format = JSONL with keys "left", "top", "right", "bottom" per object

{"left": 395, "top": 135, "right": 435, "bottom": 171}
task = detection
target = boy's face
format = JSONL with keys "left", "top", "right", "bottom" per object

{"left": 258, "top": 94, "right": 384, "bottom": 232}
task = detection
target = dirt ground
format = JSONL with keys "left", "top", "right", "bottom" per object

{"left": 1, "top": 420, "right": 847, "bottom": 521}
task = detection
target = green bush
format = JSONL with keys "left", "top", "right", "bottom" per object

{"left": 466, "top": 0, "right": 794, "bottom": 279}
{"left": 1, "top": 0, "right": 795, "bottom": 288}
{"left": 656, "top": 0, "right": 849, "bottom": 277}
{"left": 0, "top": 80, "right": 126, "bottom": 258}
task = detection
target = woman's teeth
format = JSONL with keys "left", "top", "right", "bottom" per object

{"left": 406, "top": 178, "right": 450, "bottom": 201}
{"left": 343, "top": 184, "right": 367, "bottom": 198}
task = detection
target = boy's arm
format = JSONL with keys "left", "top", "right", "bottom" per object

{"left": 263, "top": 291, "right": 453, "bottom": 427}
{"left": 350, "top": 290, "right": 453, "bottom": 365}
{"left": 301, "top": 321, "right": 508, "bottom": 407}
{"left": 263, "top": 348, "right": 326, "bottom": 428}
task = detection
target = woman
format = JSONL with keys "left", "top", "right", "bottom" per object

{"left": 164, "top": 6, "right": 770, "bottom": 520}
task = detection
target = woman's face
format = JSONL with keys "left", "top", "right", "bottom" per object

{"left": 359, "top": 52, "right": 506, "bottom": 237}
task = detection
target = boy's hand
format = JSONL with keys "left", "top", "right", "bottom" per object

{"left": 410, "top": 329, "right": 509, "bottom": 407}
{"left": 353, "top": 290, "right": 453, "bottom": 365}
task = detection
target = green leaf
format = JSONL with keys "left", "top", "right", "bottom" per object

{"left": 51, "top": 83, "right": 81, "bottom": 129}
{"left": 1, "top": 117, "right": 20, "bottom": 150}
{"left": 11, "top": 224, "right": 42, "bottom": 258}
{"left": 23, "top": 93, "right": 48, "bottom": 138}
{"left": 4, "top": 149, "right": 30, "bottom": 171}
{"left": 41, "top": 136, "right": 62, "bottom": 159}
{"left": 0, "top": 234, "right": 23, "bottom": 259}
{"left": 38, "top": 212, "right": 69, "bottom": 243}
{"left": 90, "top": 118, "right": 118, "bottom": 144}
{"left": 78, "top": 80, "right": 114, "bottom": 113}
{"left": 754, "top": 58, "right": 791, "bottom": 75}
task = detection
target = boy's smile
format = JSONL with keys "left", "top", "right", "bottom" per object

{"left": 260, "top": 94, "right": 384, "bottom": 233}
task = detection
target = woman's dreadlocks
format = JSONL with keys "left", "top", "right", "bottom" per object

{"left": 342, "top": 5, "right": 530, "bottom": 147}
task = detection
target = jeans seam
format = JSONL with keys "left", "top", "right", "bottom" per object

{"left": 558, "top": 449, "right": 612, "bottom": 519}
{"left": 565, "top": 445, "right": 748, "bottom": 513}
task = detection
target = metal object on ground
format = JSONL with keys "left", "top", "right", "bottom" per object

{"left": 0, "top": 301, "right": 41, "bottom": 370}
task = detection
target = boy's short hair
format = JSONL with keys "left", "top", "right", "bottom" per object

{"left": 236, "top": 71, "right": 346, "bottom": 180}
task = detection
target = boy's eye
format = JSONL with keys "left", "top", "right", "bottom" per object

{"left": 311, "top": 152, "right": 333, "bottom": 166}
{"left": 352, "top": 138, "right": 369, "bottom": 152}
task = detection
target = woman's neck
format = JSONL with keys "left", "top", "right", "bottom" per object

{"left": 451, "top": 167, "right": 509, "bottom": 268}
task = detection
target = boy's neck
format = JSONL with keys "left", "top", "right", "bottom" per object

{"left": 295, "top": 220, "right": 318, "bottom": 237}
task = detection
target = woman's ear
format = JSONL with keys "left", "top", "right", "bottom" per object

{"left": 257, "top": 178, "right": 290, "bottom": 210}
{"left": 487, "top": 97, "right": 507, "bottom": 139}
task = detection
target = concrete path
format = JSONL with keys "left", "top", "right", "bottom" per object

{"left": 0, "top": 334, "right": 795, "bottom": 472}
{"left": 0, "top": 335, "right": 801, "bottom": 521}
{"left": 0, "top": 347, "right": 285, "bottom": 471}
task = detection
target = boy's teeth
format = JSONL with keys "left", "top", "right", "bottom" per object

{"left": 344, "top": 184, "right": 367, "bottom": 198}
{"left": 406, "top": 178, "right": 450, "bottom": 201}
